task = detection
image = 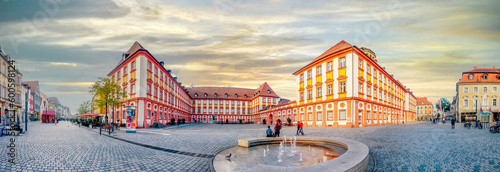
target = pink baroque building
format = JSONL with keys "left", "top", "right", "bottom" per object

{"left": 108, "top": 42, "right": 192, "bottom": 128}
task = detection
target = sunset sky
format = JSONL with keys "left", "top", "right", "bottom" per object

{"left": 0, "top": 0, "right": 499, "bottom": 113}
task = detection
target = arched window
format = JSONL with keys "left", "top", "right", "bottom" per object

{"left": 214, "top": 93, "right": 218, "bottom": 97}
{"left": 194, "top": 93, "right": 198, "bottom": 97}
{"left": 204, "top": 93, "right": 207, "bottom": 97}
{"left": 483, "top": 74, "right": 488, "bottom": 80}
{"left": 267, "top": 90, "right": 271, "bottom": 94}
{"left": 468, "top": 74, "right": 473, "bottom": 80}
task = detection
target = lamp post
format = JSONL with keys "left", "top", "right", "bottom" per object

{"left": 24, "top": 88, "right": 28, "bottom": 132}
{"left": 112, "top": 95, "right": 114, "bottom": 132}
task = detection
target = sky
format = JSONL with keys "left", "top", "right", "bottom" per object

{"left": 0, "top": 0, "right": 499, "bottom": 114}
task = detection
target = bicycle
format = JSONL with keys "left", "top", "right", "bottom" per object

{"left": 490, "top": 126, "right": 499, "bottom": 133}
{"left": 464, "top": 121, "right": 471, "bottom": 129}
{"left": 474, "top": 121, "right": 483, "bottom": 129}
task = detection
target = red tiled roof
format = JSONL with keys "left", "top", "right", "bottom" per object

{"left": 186, "top": 82, "right": 280, "bottom": 100}
{"left": 186, "top": 87, "right": 256, "bottom": 100}
{"left": 255, "top": 82, "right": 280, "bottom": 98}
{"left": 293, "top": 40, "right": 352, "bottom": 75}
{"left": 126, "top": 41, "right": 145, "bottom": 55}
{"left": 416, "top": 97, "right": 432, "bottom": 105}
{"left": 464, "top": 67, "right": 500, "bottom": 73}
{"left": 275, "top": 99, "right": 290, "bottom": 107}
{"left": 22, "top": 81, "right": 39, "bottom": 94}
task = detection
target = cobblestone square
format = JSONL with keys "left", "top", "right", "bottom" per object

{"left": 0, "top": 121, "right": 498, "bottom": 171}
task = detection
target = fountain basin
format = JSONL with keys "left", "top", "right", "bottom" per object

{"left": 213, "top": 137, "right": 369, "bottom": 172}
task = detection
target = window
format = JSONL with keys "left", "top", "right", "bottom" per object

{"left": 308, "top": 90, "right": 312, "bottom": 99}
{"left": 147, "top": 61, "right": 151, "bottom": 71}
{"left": 493, "top": 99, "right": 497, "bottom": 106}
{"left": 232, "top": 101, "right": 234, "bottom": 105}
{"left": 160, "top": 72, "right": 163, "bottom": 79}
{"left": 225, "top": 93, "right": 228, "bottom": 97}
{"left": 464, "top": 87, "right": 468, "bottom": 93}
{"left": 483, "top": 87, "right": 488, "bottom": 93}
{"left": 308, "top": 70, "right": 312, "bottom": 79}
{"left": 117, "top": 71, "right": 121, "bottom": 79}
{"left": 473, "top": 99, "right": 477, "bottom": 107}
{"left": 339, "top": 110, "right": 346, "bottom": 120}
{"left": 300, "top": 74, "right": 304, "bottom": 82}
{"left": 328, "top": 111, "right": 333, "bottom": 120}
{"left": 367, "top": 86, "right": 371, "bottom": 96}
{"left": 483, "top": 99, "right": 488, "bottom": 106}
{"left": 154, "top": 88, "right": 157, "bottom": 97}
{"left": 194, "top": 93, "right": 198, "bottom": 97}
{"left": 468, "top": 74, "right": 473, "bottom": 80}
{"left": 267, "top": 90, "right": 271, "bottom": 94}
{"left": 154, "top": 67, "right": 158, "bottom": 75}
{"left": 147, "top": 85, "right": 151, "bottom": 94}
{"left": 308, "top": 113, "right": 312, "bottom": 121}
{"left": 340, "top": 81, "right": 346, "bottom": 93}
{"left": 317, "top": 66, "right": 321, "bottom": 75}
{"left": 300, "top": 92, "right": 304, "bottom": 101}
{"left": 317, "top": 112, "right": 322, "bottom": 121}
{"left": 244, "top": 94, "right": 247, "bottom": 98}
{"left": 204, "top": 93, "right": 207, "bottom": 97}
{"left": 359, "top": 83, "right": 363, "bottom": 93}
{"left": 367, "top": 65, "right": 371, "bottom": 73}
{"left": 317, "top": 87, "right": 322, "bottom": 97}
{"left": 131, "top": 84, "right": 135, "bottom": 94}
{"left": 359, "top": 59, "right": 363, "bottom": 69}
{"left": 473, "top": 87, "right": 478, "bottom": 93}
{"left": 498, "top": 75, "right": 500, "bottom": 80}
{"left": 327, "top": 84, "right": 333, "bottom": 95}
{"left": 300, "top": 113, "right": 304, "bottom": 120}
{"left": 132, "top": 61, "right": 136, "bottom": 70}
{"left": 483, "top": 74, "right": 488, "bottom": 80}
{"left": 327, "top": 62, "right": 333, "bottom": 72}
{"left": 494, "top": 87, "right": 498, "bottom": 93}
{"left": 340, "top": 57, "right": 346, "bottom": 68}
{"left": 235, "top": 94, "right": 238, "bottom": 98}
{"left": 147, "top": 110, "right": 150, "bottom": 118}
{"left": 214, "top": 93, "right": 218, "bottom": 97}
{"left": 124, "top": 67, "right": 127, "bottom": 75}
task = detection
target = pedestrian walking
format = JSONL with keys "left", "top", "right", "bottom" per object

{"left": 296, "top": 120, "right": 300, "bottom": 135}
{"left": 274, "top": 119, "right": 282, "bottom": 137}
{"left": 298, "top": 121, "right": 304, "bottom": 136}
{"left": 451, "top": 117, "right": 456, "bottom": 129}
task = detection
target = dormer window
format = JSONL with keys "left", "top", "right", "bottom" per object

{"left": 468, "top": 74, "right": 473, "bottom": 80}
{"left": 194, "top": 93, "right": 198, "bottom": 97}
{"left": 204, "top": 93, "right": 207, "bottom": 97}
{"left": 497, "top": 75, "right": 500, "bottom": 80}
{"left": 235, "top": 94, "right": 238, "bottom": 98}
{"left": 214, "top": 93, "right": 218, "bottom": 97}
{"left": 244, "top": 94, "right": 247, "bottom": 98}
{"left": 267, "top": 90, "right": 271, "bottom": 94}
{"left": 483, "top": 74, "right": 488, "bottom": 80}
{"left": 225, "top": 93, "right": 228, "bottom": 97}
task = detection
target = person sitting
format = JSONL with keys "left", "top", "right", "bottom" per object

{"left": 266, "top": 126, "right": 273, "bottom": 137}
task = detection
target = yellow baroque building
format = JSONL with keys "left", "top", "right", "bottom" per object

{"left": 254, "top": 40, "right": 417, "bottom": 128}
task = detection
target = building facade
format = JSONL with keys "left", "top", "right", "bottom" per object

{"left": 22, "top": 81, "right": 42, "bottom": 120}
{"left": 185, "top": 82, "right": 280, "bottom": 124}
{"left": 416, "top": 97, "right": 433, "bottom": 121}
{"left": 108, "top": 42, "right": 192, "bottom": 128}
{"left": 254, "top": 40, "right": 416, "bottom": 128}
{"left": 456, "top": 67, "right": 500, "bottom": 123}
{"left": 106, "top": 41, "right": 417, "bottom": 128}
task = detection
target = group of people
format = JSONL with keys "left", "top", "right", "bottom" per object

{"left": 265, "top": 120, "right": 305, "bottom": 137}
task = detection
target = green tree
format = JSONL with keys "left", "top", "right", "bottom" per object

{"left": 435, "top": 98, "right": 451, "bottom": 112}
{"left": 77, "top": 100, "right": 92, "bottom": 115}
{"left": 89, "top": 77, "right": 127, "bottom": 123}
